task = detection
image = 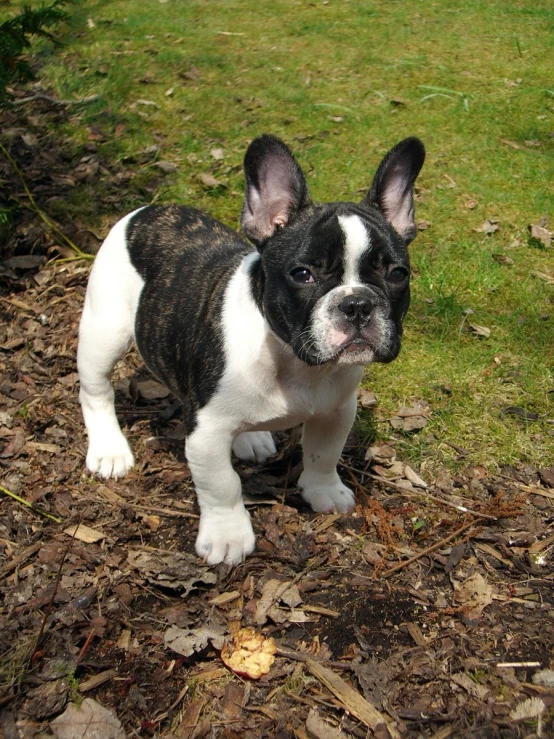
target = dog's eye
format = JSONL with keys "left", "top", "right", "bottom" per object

{"left": 387, "top": 267, "right": 409, "bottom": 284}
{"left": 290, "top": 267, "right": 315, "bottom": 284}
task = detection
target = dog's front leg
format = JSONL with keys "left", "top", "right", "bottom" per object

{"left": 186, "top": 424, "right": 255, "bottom": 565}
{"left": 298, "top": 393, "right": 357, "bottom": 514}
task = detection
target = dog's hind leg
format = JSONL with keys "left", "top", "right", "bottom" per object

{"left": 77, "top": 212, "right": 144, "bottom": 479}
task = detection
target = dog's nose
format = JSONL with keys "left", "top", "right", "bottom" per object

{"left": 338, "top": 294, "right": 373, "bottom": 324}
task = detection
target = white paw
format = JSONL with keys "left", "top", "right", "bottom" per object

{"left": 298, "top": 470, "right": 356, "bottom": 514}
{"left": 86, "top": 432, "right": 135, "bottom": 479}
{"left": 195, "top": 504, "right": 256, "bottom": 565}
{"left": 232, "top": 431, "right": 276, "bottom": 464}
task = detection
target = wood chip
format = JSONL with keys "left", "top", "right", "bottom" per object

{"left": 406, "top": 622, "right": 427, "bottom": 646}
{"left": 209, "top": 590, "right": 241, "bottom": 606}
{"left": 63, "top": 523, "right": 105, "bottom": 543}
{"left": 79, "top": 669, "right": 117, "bottom": 693}
{"left": 302, "top": 605, "right": 340, "bottom": 618}
{"left": 475, "top": 542, "right": 513, "bottom": 567}
{"left": 306, "top": 658, "right": 401, "bottom": 738}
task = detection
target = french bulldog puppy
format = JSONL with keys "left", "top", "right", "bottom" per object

{"left": 77, "top": 134, "right": 425, "bottom": 564}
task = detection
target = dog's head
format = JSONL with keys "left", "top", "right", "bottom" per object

{"left": 241, "top": 134, "right": 425, "bottom": 366}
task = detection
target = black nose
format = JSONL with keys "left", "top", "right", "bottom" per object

{"left": 338, "top": 294, "right": 373, "bottom": 324}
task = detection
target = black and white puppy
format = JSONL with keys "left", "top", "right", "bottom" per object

{"left": 77, "top": 134, "right": 425, "bottom": 565}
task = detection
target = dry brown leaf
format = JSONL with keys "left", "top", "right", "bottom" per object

{"left": 492, "top": 253, "right": 514, "bottom": 266}
{"left": 365, "top": 443, "right": 396, "bottom": 465}
{"left": 529, "top": 223, "right": 552, "bottom": 248}
{"left": 255, "top": 579, "right": 302, "bottom": 625}
{"left": 63, "top": 524, "right": 105, "bottom": 544}
{"left": 127, "top": 550, "right": 217, "bottom": 595}
{"left": 50, "top": 698, "right": 125, "bottom": 739}
{"left": 466, "top": 323, "right": 491, "bottom": 338}
{"left": 197, "top": 172, "right": 226, "bottom": 188}
{"left": 165, "top": 623, "right": 226, "bottom": 657}
{"left": 154, "top": 160, "right": 178, "bottom": 174}
{"left": 475, "top": 219, "right": 499, "bottom": 235}
{"left": 221, "top": 627, "right": 276, "bottom": 679}
{"left": 404, "top": 465, "right": 428, "bottom": 488}
{"left": 453, "top": 572, "right": 493, "bottom": 614}
{"left": 357, "top": 388, "right": 378, "bottom": 408}
{"left": 390, "top": 401, "right": 430, "bottom": 432}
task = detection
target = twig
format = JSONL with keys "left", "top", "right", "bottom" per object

{"left": 306, "top": 658, "right": 401, "bottom": 738}
{"left": 0, "top": 484, "right": 61, "bottom": 523}
{"left": 12, "top": 92, "right": 100, "bottom": 106}
{"left": 339, "top": 462, "right": 497, "bottom": 521}
{"left": 0, "top": 141, "right": 93, "bottom": 261}
{"left": 381, "top": 519, "right": 479, "bottom": 577}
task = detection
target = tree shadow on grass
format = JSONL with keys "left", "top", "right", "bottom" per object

{"left": 0, "top": 92, "right": 165, "bottom": 292}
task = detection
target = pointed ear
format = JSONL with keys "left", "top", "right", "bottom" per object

{"left": 241, "top": 134, "right": 310, "bottom": 245}
{"left": 362, "top": 137, "right": 425, "bottom": 244}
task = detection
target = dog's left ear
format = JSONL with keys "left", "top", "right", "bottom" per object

{"left": 362, "top": 137, "right": 425, "bottom": 244}
{"left": 241, "top": 134, "right": 310, "bottom": 246}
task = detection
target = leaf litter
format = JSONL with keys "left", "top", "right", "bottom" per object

{"left": 1, "top": 96, "right": 554, "bottom": 739}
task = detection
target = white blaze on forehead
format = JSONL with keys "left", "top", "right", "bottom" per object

{"left": 338, "top": 214, "right": 371, "bottom": 285}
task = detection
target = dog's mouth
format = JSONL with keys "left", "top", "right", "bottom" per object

{"left": 336, "top": 337, "right": 372, "bottom": 356}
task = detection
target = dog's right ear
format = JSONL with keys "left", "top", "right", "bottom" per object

{"left": 241, "top": 135, "right": 310, "bottom": 246}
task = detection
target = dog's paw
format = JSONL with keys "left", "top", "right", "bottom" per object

{"left": 195, "top": 504, "right": 256, "bottom": 565}
{"left": 86, "top": 433, "right": 135, "bottom": 479}
{"left": 298, "top": 470, "right": 356, "bottom": 514}
{"left": 232, "top": 431, "right": 276, "bottom": 464}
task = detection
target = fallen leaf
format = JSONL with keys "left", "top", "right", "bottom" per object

{"left": 154, "top": 160, "right": 178, "bottom": 174}
{"left": 529, "top": 223, "right": 552, "bottom": 248}
{"left": 51, "top": 698, "right": 125, "bottom": 739}
{"left": 197, "top": 172, "right": 226, "bottom": 188}
{"left": 365, "top": 444, "right": 396, "bottom": 465}
{"left": 453, "top": 572, "right": 493, "bottom": 615}
{"left": 466, "top": 323, "right": 491, "bottom": 338}
{"left": 451, "top": 672, "right": 489, "bottom": 700}
{"left": 221, "top": 627, "right": 276, "bottom": 679}
{"left": 465, "top": 198, "right": 478, "bottom": 209}
{"left": 165, "top": 622, "right": 226, "bottom": 657}
{"left": 127, "top": 550, "right": 217, "bottom": 596}
{"left": 538, "top": 468, "right": 554, "bottom": 488}
{"left": 492, "top": 253, "right": 514, "bottom": 266}
{"left": 475, "top": 219, "right": 499, "bottom": 235}
{"left": 357, "top": 389, "right": 378, "bottom": 408}
{"left": 136, "top": 98, "right": 160, "bottom": 108}
{"left": 404, "top": 465, "right": 428, "bottom": 488}
{"left": 63, "top": 524, "right": 105, "bottom": 544}
{"left": 390, "top": 401, "right": 430, "bottom": 432}
{"left": 306, "top": 708, "right": 349, "bottom": 738}
{"left": 181, "top": 66, "right": 201, "bottom": 81}
{"left": 210, "top": 148, "right": 225, "bottom": 160}
{"left": 416, "top": 219, "right": 430, "bottom": 231}
{"left": 255, "top": 579, "right": 302, "bottom": 625}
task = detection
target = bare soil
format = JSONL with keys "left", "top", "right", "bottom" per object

{"left": 1, "top": 101, "right": 553, "bottom": 739}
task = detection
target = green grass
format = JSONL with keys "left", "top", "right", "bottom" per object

{"left": 15, "top": 0, "right": 554, "bottom": 473}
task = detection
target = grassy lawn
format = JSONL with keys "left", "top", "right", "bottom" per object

{"left": 23, "top": 0, "right": 554, "bottom": 473}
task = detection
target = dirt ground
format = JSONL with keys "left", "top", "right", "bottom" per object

{"left": 1, "top": 101, "right": 554, "bottom": 739}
